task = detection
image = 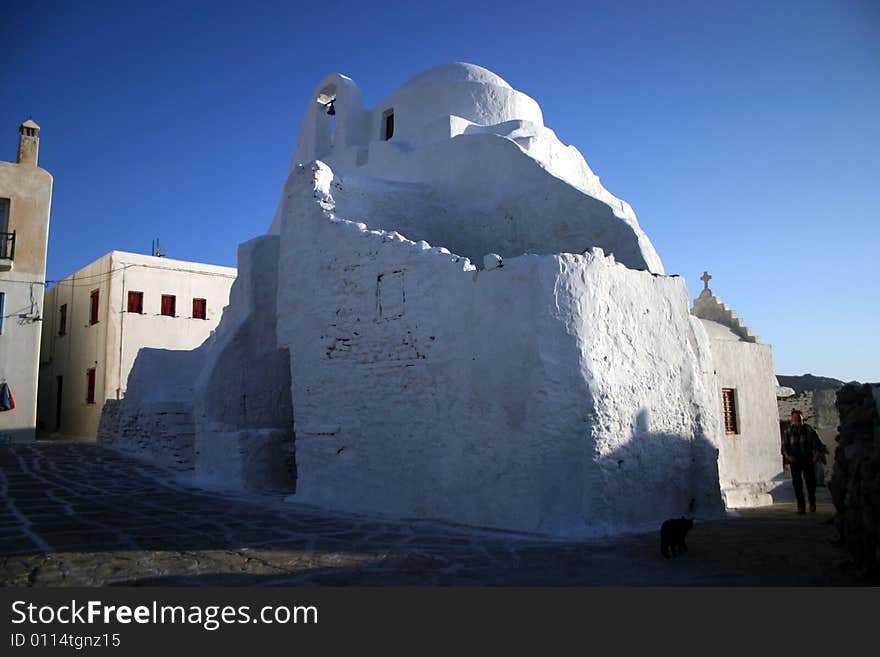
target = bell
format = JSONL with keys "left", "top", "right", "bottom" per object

{"left": 326, "top": 100, "right": 336, "bottom": 116}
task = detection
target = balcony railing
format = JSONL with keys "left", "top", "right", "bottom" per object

{"left": 0, "top": 231, "right": 14, "bottom": 260}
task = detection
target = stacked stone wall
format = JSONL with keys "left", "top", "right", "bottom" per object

{"left": 830, "top": 383, "right": 880, "bottom": 581}
{"left": 778, "top": 391, "right": 814, "bottom": 423}
{"left": 97, "top": 398, "right": 196, "bottom": 471}
{"left": 779, "top": 388, "right": 841, "bottom": 482}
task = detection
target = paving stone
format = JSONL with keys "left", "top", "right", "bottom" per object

{"left": 0, "top": 442, "right": 874, "bottom": 586}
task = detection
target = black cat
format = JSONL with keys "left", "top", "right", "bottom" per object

{"left": 660, "top": 517, "right": 694, "bottom": 559}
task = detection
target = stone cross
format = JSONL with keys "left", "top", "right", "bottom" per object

{"left": 700, "top": 271, "right": 712, "bottom": 291}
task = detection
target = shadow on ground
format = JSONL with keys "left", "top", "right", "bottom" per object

{"left": 0, "top": 443, "right": 869, "bottom": 586}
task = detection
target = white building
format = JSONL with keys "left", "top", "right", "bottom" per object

{"left": 110, "top": 63, "right": 784, "bottom": 537}
{"left": 37, "top": 251, "right": 236, "bottom": 440}
{"left": 0, "top": 120, "right": 53, "bottom": 443}
{"left": 691, "top": 272, "right": 784, "bottom": 507}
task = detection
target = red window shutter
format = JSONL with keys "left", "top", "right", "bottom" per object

{"left": 86, "top": 368, "right": 96, "bottom": 404}
{"left": 127, "top": 291, "right": 143, "bottom": 314}
{"left": 161, "top": 294, "right": 176, "bottom": 317}
{"left": 192, "top": 298, "right": 206, "bottom": 320}
{"left": 722, "top": 388, "right": 738, "bottom": 435}
{"left": 89, "top": 289, "right": 99, "bottom": 325}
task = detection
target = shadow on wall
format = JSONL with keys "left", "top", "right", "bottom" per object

{"left": 591, "top": 424, "right": 724, "bottom": 535}
{"left": 327, "top": 152, "right": 657, "bottom": 273}
{"left": 193, "top": 235, "right": 296, "bottom": 494}
{"left": 97, "top": 346, "right": 210, "bottom": 471}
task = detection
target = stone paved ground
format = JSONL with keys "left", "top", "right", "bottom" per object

{"left": 0, "top": 443, "right": 870, "bottom": 586}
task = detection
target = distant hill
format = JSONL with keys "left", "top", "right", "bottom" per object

{"left": 777, "top": 373, "right": 846, "bottom": 393}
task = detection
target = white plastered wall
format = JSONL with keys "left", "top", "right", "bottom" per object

{"left": 699, "top": 319, "right": 783, "bottom": 506}
{"left": 38, "top": 252, "right": 235, "bottom": 440}
{"left": 37, "top": 254, "right": 113, "bottom": 439}
{"left": 272, "top": 162, "right": 722, "bottom": 536}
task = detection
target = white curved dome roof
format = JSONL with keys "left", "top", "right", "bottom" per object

{"left": 401, "top": 62, "right": 512, "bottom": 90}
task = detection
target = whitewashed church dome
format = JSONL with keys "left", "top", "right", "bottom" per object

{"left": 400, "top": 62, "right": 513, "bottom": 90}
{"left": 375, "top": 62, "right": 544, "bottom": 139}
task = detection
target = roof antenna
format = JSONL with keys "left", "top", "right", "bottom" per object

{"left": 151, "top": 238, "right": 165, "bottom": 258}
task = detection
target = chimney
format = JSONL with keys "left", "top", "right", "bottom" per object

{"left": 17, "top": 119, "right": 40, "bottom": 166}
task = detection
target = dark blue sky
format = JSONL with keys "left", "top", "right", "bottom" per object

{"left": 3, "top": 0, "right": 878, "bottom": 381}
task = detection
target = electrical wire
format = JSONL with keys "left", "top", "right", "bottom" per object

{"left": 0, "top": 261, "right": 237, "bottom": 290}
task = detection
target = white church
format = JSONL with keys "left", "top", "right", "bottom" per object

{"left": 102, "top": 63, "right": 783, "bottom": 537}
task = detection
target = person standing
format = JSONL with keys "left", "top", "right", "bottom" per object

{"left": 782, "top": 409, "right": 822, "bottom": 514}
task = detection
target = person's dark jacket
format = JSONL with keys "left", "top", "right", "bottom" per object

{"left": 782, "top": 423, "right": 823, "bottom": 465}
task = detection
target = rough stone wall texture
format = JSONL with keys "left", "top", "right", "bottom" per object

{"left": 830, "top": 383, "right": 880, "bottom": 581}
{"left": 274, "top": 162, "right": 723, "bottom": 537}
{"left": 97, "top": 398, "right": 196, "bottom": 471}
{"left": 96, "top": 347, "right": 207, "bottom": 471}
{"left": 778, "top": 390, "right": 814, "bottom": 424}
{"left": 779, "top": 389, "right": 839, "bottom": 435}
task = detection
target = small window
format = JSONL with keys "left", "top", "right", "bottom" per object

{"left": 127, "top": 291, "right": 144, "bottom": 314}
{"left": 722, "top": 388, "right": 739, "bottom": 435}
{"left": 0, "top": 292, "right": 5, "bottom": 335}
{"left": 89, "top": 289, "right": 99, "bottom": 325}
{"left": 192, "top": 298, "right": 207, "bottom": 320}
{"left": 59, "top": 303, "right": 67, "bottom": 336}
{"left": 161, "top": 294, "right": 176, "bottom": 317}
{"left": 383, "top": 109, "right": 394, "bottom": 140}
{"left": 0, "top": 197, "right": 9, "bottom": 233}
{"left": 86, "top": 368, "right": 96, "bottom": 404}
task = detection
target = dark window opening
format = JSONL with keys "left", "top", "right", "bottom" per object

{"left": 383, "top": 110, "right": 394, "bottom": 140}
{"left": 192, "top": 298, "right": 207, "bottom": 320}
{"left": 55, "top": 376, "right": 63, "bottom": 430}
{"left": 722, "top": 388, "right": 739, "bottom": 435}
{"left": 127, "top": 291, "right": 144, "bottom": 314}
{"left": 86, "top": 368, "right": 96, "bottom": 404}
{"left": 0, "top": 198, "right": 12, "bottom": 261}
{"left": 161, "top": 294, "right": 176, "bottom": 317}
{"left": 0, "top": 197, "right": 9, "bottom": 233}
{"left": 89, "top": 290, "right": 99, "bottom": 325}
{"left": 59, "top": 304, "right": 67, "bottom": 336}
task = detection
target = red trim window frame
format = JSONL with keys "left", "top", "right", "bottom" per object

{"left": 127, "top": 291, "right": 144, "bottom": 314}
{"left": 722, "top": 388, "right": 739, "bottom": 435}
{"left": 192, "top": 298, "right": 207, "bottom": 320}
{"left": 161, "top": 294, "right": 176, "bottom": 317}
